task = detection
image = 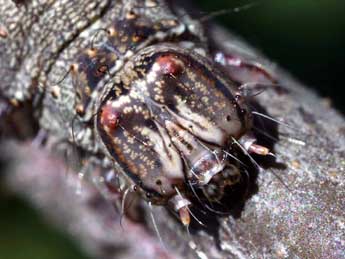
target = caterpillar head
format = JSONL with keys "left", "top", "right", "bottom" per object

{"left": 96, "top": 43, "right": 252, "bottom": 223}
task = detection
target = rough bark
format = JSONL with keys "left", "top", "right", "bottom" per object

{"left": 1, "top": 1, "right": 344, "bottom": 259}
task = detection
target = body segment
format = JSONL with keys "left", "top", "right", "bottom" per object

{"left": 1, "top": 0, "right": 273, "bottom": 225}
{"left": 96, "top": 44, "right": 252, "bottom": 205}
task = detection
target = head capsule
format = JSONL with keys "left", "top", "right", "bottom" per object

{"left": 96, "top": 43, "right": 252, "bottom": 211}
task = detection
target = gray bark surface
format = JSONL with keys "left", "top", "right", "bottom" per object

{"left": 1, "top": 1, "right": 344, "bottom": 259}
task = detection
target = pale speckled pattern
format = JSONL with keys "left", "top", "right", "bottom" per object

{"left": 1, "top": 1, "right": 344, "bottom": 259}
{"left": 159, "top": 26, "right": 345, "bottom": 259}
{"left": 0, "top": 0, "right": 111, "bottom": 100}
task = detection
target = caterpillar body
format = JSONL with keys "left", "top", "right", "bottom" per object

{"left": 1, "top": 0, "right": 279, "bottom": 228}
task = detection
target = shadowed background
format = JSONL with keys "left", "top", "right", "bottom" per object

{"left": 198, "top": 0, "right": 345, "bottom": 113}
{"left": 1, "top": 1, "right": 344, "bottom": 258}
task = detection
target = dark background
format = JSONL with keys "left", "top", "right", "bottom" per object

{"left": 198, "top": 0, "right": 345, "bottom": 113}
{"left": 1, "top": 1, "right": 344, "bottom": 258}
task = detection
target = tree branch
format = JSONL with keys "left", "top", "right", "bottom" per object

{"left": 3, "top": 26, "right": 344, "bottom": 259}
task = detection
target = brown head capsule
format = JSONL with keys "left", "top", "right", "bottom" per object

{"left": 96, "top": 44, "right": 252, "bottom": 213}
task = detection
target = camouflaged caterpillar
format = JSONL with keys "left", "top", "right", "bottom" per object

{"left": 1, "top": 0, "right": 278, "bottom": 227}
{"left": 73, "top": 1, "right": 277, "bottom": 226}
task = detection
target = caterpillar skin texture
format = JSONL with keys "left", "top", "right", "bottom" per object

{"left": 0, "top": 0, "right": 273, "bottom": 225}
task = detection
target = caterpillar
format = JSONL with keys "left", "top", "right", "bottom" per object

{"left": 0, "top": 0, "right": 291, "bottom": 228}
{"left": 43, "top": 0, "right": 276, "bottom": 227}
{"left": 1, "top": 1, "right": 343, "bottom": 258}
